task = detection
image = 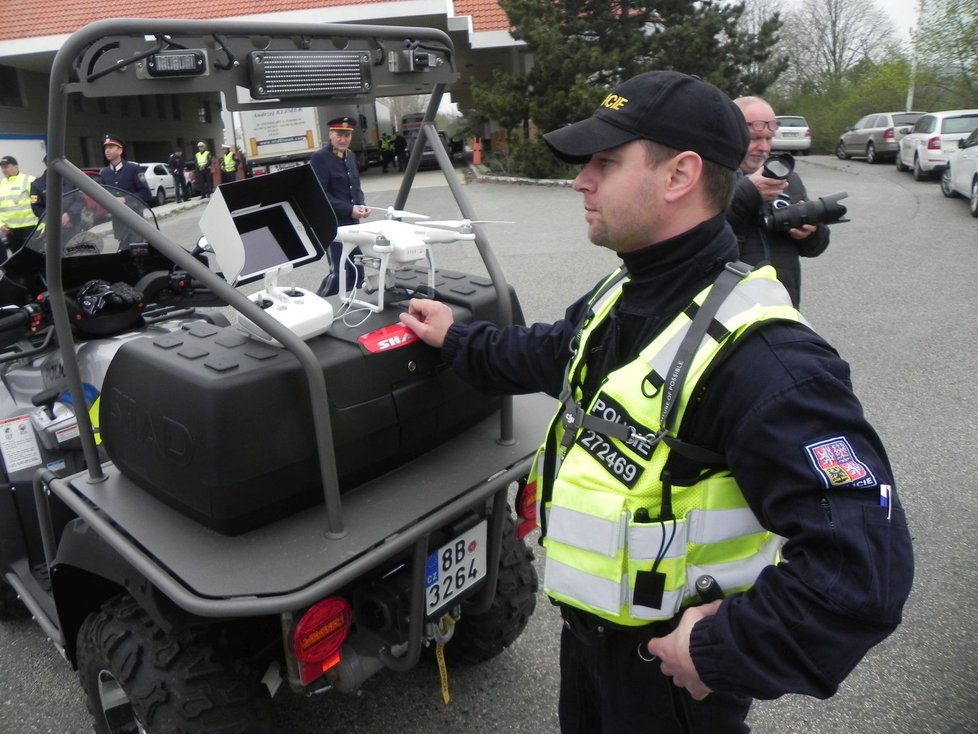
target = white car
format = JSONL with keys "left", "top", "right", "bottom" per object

{"left": 137, "top": 162, "right": 177, "bottom": 206}
{"left": 772, "top": 115, "right": 811, "bottom": 155}
{"left": 940, "top": 126, "right": 978, "bottom": 216}
{"left": 896, "top": 109, "right": 978, "bottom": 180}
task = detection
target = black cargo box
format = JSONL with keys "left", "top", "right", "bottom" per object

{"left": 99, "top": 273, "right": 521, "bottom": 535}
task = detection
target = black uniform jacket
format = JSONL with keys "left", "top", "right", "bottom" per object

{"left": 442, "top": 213, "right": 913, "bottom": 701}
{"left": 727, "top": 172, "right": 829, "bottom": 307}
{"left": 99, "top": 160, "right": 152, "bottom": 204}
{"left": 309, "top": 145, "right": 364, "bottom": 227}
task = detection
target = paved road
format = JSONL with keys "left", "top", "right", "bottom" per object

{"left": 1, "top": 157, "right": 976, "bottom": 733}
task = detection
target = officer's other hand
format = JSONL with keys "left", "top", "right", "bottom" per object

{"left": 747, "top": 169, "right": 787, "bottom": 202}
{"left": 646, "top": 600, "right": 721, "bottom": 701}
{"left": 399, "top": 298, "right": 453, "bottom": 348}
{"left": 788, "top": 223, "right": 817, "bottom": 240}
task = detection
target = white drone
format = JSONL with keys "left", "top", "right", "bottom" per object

{"left": 335, "top": 206, "right": 501, "bottom": 312}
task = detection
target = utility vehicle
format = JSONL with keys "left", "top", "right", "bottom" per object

{"left": 0, "top": 18, "right": 545, "bottom": 733}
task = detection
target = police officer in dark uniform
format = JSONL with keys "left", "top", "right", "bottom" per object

{"left": 309, "top": 116, "right": 371, "bottom": 297}
{"left": 30, "top": 155, "right": 85, "bottom": 246}
{"left": 99, "top": 134, "right": 151, "bottom": 249}
{"left": 167, "top": 149, "right": 191, "bottom": 202}
{"left": 399, "top": 72, "right": 913, "bottom": 733}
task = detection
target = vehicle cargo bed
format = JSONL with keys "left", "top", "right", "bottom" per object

{"left": 46, "top": 393, "right": 553, "bottom": 614}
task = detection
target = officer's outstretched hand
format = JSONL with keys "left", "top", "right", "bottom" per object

{"left": 399, "top": 298, "right": 454, "bottom": 348}
{"left": 647, "top": 600, "right": 721, "bottom": 701}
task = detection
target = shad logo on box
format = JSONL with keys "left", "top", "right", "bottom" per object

{"left": 358, "top": 323, "right": 420, "bottom": 353}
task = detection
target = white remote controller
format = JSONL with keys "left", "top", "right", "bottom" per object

{"left": 238, "top": 266, "right": 334, "bottom": 346}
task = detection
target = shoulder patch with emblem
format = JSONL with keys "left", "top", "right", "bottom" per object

{"left": 804, "top": 436, "right": 877, "bottom": 489}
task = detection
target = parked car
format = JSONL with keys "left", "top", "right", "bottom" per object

{"left": 940, "top": 126, "right": 978, "bottom": 216}
{"left": 896, "top": 109, "right": 978, "bottom": 180}
{"left": 836, "top": 111, "right": 926, "bottom": 163}
{"left": 772, "top": 115, "right": 811, "bottom": 155}
{"left": 137, "top": 161, "right": 176, "bottom": 206}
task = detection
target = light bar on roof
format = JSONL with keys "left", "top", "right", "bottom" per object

{"left": 247, "top": 50, "right": 372, "bottom": 99}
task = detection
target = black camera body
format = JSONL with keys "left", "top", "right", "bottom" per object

{"left": 758, "top": 153, "right": 849, "bottom": 232}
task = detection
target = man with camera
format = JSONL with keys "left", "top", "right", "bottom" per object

{"left": 727, "top": 97, "right": 829, "bottom": 307}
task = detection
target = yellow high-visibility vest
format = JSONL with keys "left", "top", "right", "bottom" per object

{"left": 531, "top": 264, "right": 805, "bottom": 626}
{"left": 0, "top": 173, "right": 38, "bottom": 230}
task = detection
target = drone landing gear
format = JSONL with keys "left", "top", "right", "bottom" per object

{"left": 337, "top": 241, "right": 436, "bottom": 313}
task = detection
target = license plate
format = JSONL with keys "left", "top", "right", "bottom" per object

{"left": 782, "top": 132, "right": 799, "bottom": 137}
{"left": 424, "top": 521, "right": 488, "bottom": 616}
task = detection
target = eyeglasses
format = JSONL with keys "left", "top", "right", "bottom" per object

{"left": 747, "top": 120, "right": 779, "bottom": 133}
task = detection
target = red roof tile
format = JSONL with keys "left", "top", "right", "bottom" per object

{"left": 1, "top": 0, "right": 512, "bottom": 43}
{"left": 455, "top": 0, "right": 512, "bottom": 32}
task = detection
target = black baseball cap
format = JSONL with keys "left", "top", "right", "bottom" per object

{"left": 0, "top": 155, "right": 17, "bottom": 166}
{"left": 543, "top": 71, "right": 749, "bottom": 171}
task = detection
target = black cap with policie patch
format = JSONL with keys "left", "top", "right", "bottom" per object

{"left": 543, "top": 71, "right": 750, "bottom": 171}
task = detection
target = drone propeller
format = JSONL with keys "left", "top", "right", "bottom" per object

{"left": 422, "top": 219, "right": 515, "bottom": 229}
{"left": 371, "top": 205, "right": 429, "bottom": 221}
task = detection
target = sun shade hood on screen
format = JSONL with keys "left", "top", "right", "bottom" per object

{"left": 198, "top": 166, "right": 337, "bottom": 285}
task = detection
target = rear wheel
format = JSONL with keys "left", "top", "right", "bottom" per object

{"left": 444, "top": 514, "right": 538, "bottom": 665}
{"left": 912, "top": 155, "right": 929, "bottom": 181}
{"left": 866, "top": 142, "right": 877, "bottom": 164}
{"left": 154, "top": 187, "right": 166, "bottom": 207}
{"left": 77, "top": 594, "right": 273, "bottom": 734}
{"left": 970, "top": 179, "right": 978, "bottom": 217}
{"left": 835, "top": 141, "right": 848, "bottom": 160}
{"left": 941, "top": 168, "right": 958, "bottom": 198}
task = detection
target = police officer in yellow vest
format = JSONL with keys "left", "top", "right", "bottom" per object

{"left": 0, "top": 155, "right": 38, "bottom": 255}
{"left": 220, "top": 144, "right": 238, "bottom": 182}
{"left": 195, "top": 141, "right": 213, "bottom": 198}
{"left": 400, "top": 71, "right": 912, "bottom": 733}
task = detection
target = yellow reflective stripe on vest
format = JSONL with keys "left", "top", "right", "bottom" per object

{"left": 540, "top": 265, "right": 804, "bottom": 626}
{"left": 687, "top": 534, "right": 783, "bottom": 596}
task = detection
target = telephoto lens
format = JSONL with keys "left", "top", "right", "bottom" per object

{"left": 762, "top": 192, "right": 849, "bottom": 232}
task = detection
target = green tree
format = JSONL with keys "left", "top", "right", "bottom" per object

{"left": 783, "top": 55, "right": 916, "bottom": 153}
{"left": 913, "top": 0, "right": 978, "bottom": 105}
{"left": 773, "top": 0, "right": 897, "bottom": 94}
{"left": 470, "top": 0, "right": 785, "bottom": 177}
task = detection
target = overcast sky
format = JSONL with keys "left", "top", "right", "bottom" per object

{"left": 886, "top": 0, "right": 919, "bottom": 37}
{"left": 784, "top": 0, "right": 918, "bottom": 39}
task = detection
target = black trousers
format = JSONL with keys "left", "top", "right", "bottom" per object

{"left": 198, "top": 168, "right": 213, "bottom": 197}
{"left": 558, "top": 618, "right": 752, "bottom": 734}
{"left": 172, "top": 172, "right": 190, "bottom": 202}
{"left": 317, "top": 240, "right": 363, "bottom": 297}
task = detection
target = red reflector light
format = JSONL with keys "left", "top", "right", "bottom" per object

{"left": 927, "top": 136, "right": 941, "bottom": 150}
{"left": 515, "top": 480, "right": 537, "bottom": 540}
{"left": 291, "top": 598, "right": 352, "bottom": 684}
